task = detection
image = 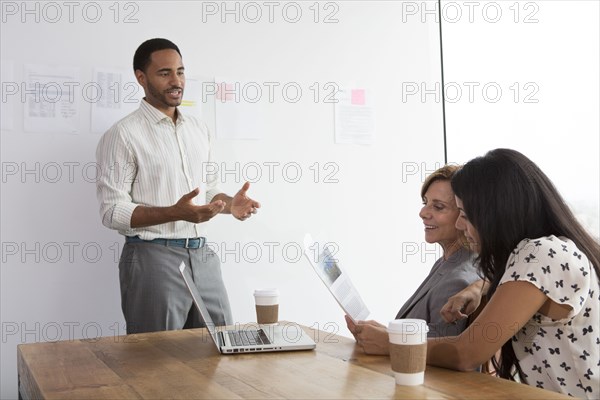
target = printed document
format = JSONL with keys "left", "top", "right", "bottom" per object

{"left": 303, "top": 234, "right": 370, "bottom": 322}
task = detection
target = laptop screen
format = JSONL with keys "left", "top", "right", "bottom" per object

{"left": 178, "top": 262, "right": 223, "bottom": 350}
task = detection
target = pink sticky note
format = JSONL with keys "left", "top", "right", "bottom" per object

{"left": 216, "top": 83, "right": 235, "bottom": 102}
{"left": 351, "top": 89, "right": 365, "bottom": 105}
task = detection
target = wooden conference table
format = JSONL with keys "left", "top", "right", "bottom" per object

{"left": 18, "top": 323, "right": 570, "bottom": 399}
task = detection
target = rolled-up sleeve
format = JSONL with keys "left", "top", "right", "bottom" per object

{"left": 96, "top": 124, "right": 138, "bottom": 232}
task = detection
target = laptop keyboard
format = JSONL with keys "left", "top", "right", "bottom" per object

{"left": 227, "top": 329, "right": 271, "bottom": 347}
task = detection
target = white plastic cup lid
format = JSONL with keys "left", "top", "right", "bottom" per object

{"left": 253, "top": 288, "right": 279, "bottom": 297}
{"left": 387, "top": 319, "right": 429, "bottom": 334}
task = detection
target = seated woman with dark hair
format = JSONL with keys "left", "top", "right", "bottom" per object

{"left": 346, "top": 165, "right": 480, "bottom": 354}
{"left": 430, "top": 149, "right": 599, "bottom": 399}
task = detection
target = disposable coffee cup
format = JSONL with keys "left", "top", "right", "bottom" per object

{"left": 388, "top": 319, "right": 429, "bottom": 386}
{"left": 254, "top": 289, "right": 279, "bottom": 325}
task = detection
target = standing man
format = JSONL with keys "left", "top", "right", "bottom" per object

{"left": 96, "top": 38, "right": 260, "bottom": 334}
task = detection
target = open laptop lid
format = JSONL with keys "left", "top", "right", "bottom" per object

{"left": 178, "top": 262, "right": 223, "bottom": 352}
{"left": 179, "top": 261, "right": 316, "bottom": 354}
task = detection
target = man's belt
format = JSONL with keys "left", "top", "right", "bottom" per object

{"left": 125, "top": 236, "right": 206, "bottom": 249}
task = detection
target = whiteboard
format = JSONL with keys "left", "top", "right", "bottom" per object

{"left": 0, "top": 2, "right": 444, "bottom": 397}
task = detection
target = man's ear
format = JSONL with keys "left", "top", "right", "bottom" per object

{"left": 134, "top": 69, "right": 146, "bottom": 87}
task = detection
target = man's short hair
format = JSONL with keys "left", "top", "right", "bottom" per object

{"left": 133, "top": 38, "right": 182, "bottom": 72}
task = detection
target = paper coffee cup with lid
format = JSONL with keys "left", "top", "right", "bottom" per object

{"left": 387, "top": 319, "right": 429, "bottom": 385}
{"left": 254, "top": 288, "right": 280, "bottom": 325}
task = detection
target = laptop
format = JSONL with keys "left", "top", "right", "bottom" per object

{"left": 179, "top": 262, "right": 316, "bottom": 354}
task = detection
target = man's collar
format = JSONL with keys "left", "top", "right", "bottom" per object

{"left": 140, "top": 99, "right": 186, "bottom": 124}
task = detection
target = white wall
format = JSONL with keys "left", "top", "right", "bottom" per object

{"left": 1, "top": 2, "right": 444, "bottom": 398}
{"left": 441, "top": 0, "right": 599, "bottom": 237}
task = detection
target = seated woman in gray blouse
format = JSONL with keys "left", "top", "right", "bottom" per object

{"left": 345, "top": 165, "right": 480, "bottom": 355}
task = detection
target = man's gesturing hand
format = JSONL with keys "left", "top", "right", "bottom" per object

{"left": 231, "top": 182, "right": 261, "bottom": 221}
{"left": 174, "top": 188, "right": 225, "bottom": 223}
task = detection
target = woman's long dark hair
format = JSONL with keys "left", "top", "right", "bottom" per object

{"left": 451, "top": 148, "right": 600, "bottom": 381}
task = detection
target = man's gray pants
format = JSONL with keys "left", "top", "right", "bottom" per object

{"left": 118, "top": 241, "right": 233, "bottom": 334}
